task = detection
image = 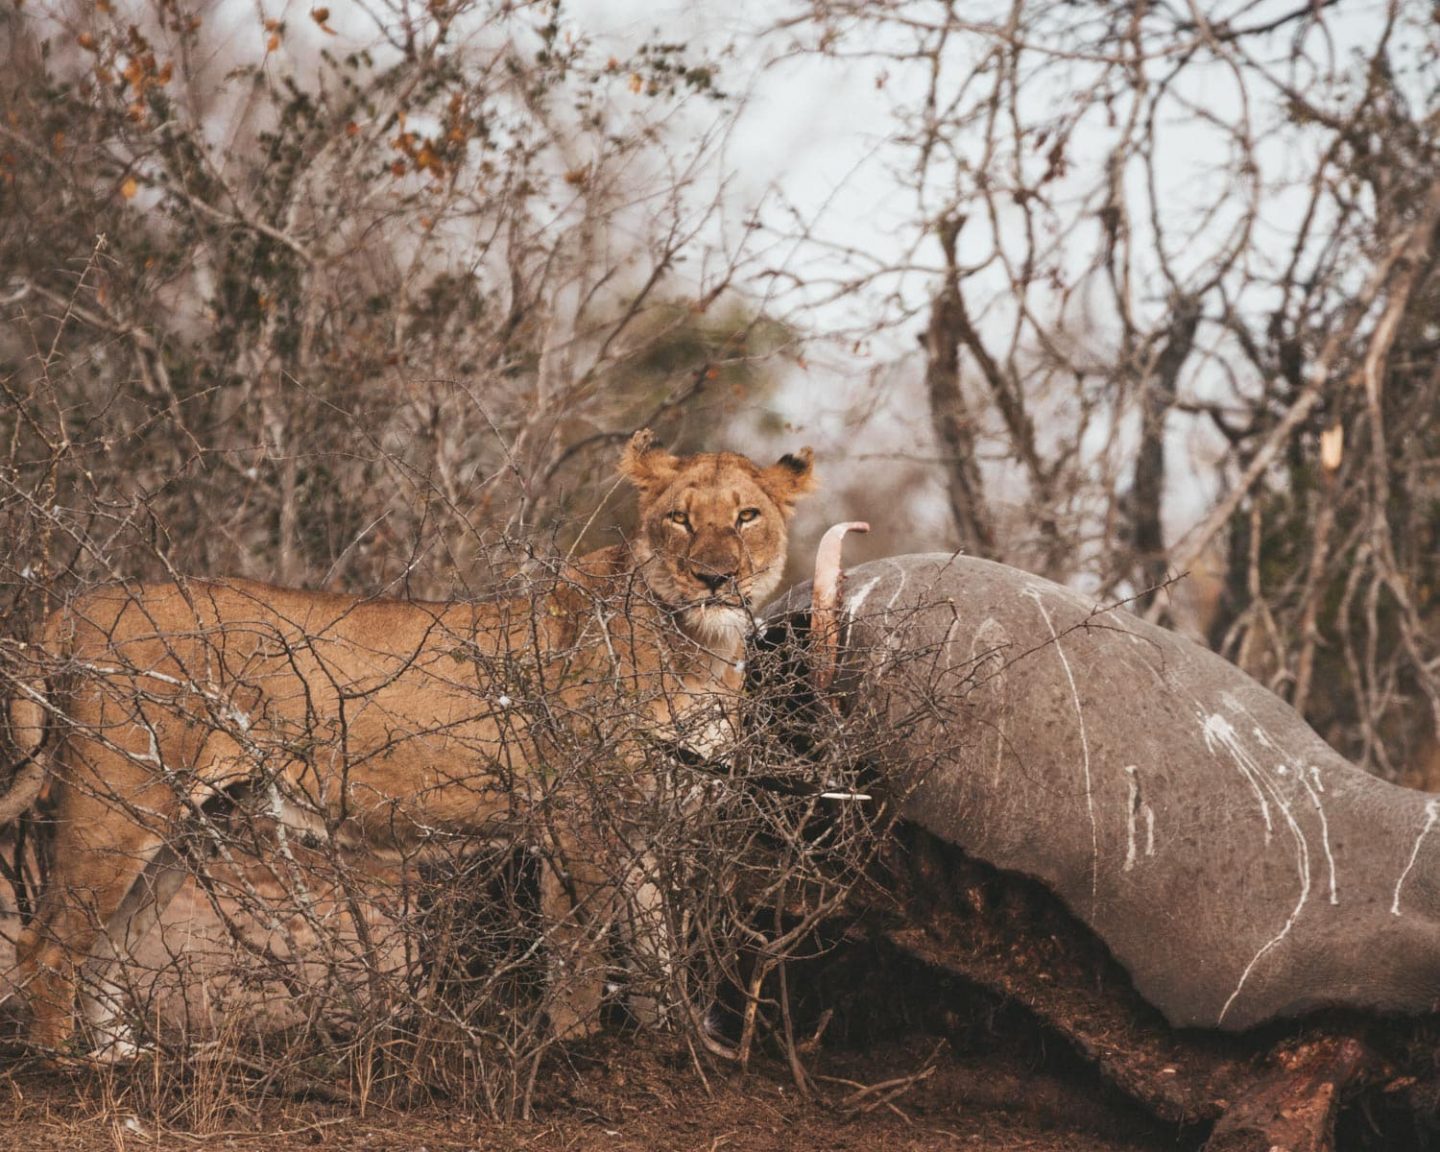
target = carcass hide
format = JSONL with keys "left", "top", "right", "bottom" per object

{"left": 763, "top": 551, "right": 1440, "bottom": 1034}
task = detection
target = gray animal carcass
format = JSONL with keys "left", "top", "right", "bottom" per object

{"left": 765, "top": 552, "right": 1440, "bottom": 1032}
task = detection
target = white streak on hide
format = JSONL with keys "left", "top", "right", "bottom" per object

{"left": 845, "top": 576, "right": 882, "bottom": 617}
{"left": 883, "top": 561, "right": 909, "bottom": 610}
{"left": 1024, "top": 587, "right": 1098, "bottom": 912}
{"left": 1202, "top": 713, "right": 1311, "bottom": 1025}
{"left": 1392, "top": 798, "right": 1440, "bottom": 916}
{"left": 1243, "top": 710, "right": 1338, "bottom": 905}
{"left": 1299, "top": 766, "right": 1338, "bottom": 905}
{"left": 968, "top": 622, "right": 1010, "bottom": 789}
{"left": 1124, "top": 766, "right": 1139, "bottom": 872}
{"left": 1201, "top": 710, "right": 1273, "bottom": 844}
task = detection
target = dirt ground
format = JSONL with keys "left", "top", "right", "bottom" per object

{"left": 3, "top": 1030, "right": 1195, "bottom": 1152}
{"left": 8, "top": 838, "right": 1422, "bottom": 1151}
{"left": 0, "top": 871, "right": 1199, "bottom": 1152}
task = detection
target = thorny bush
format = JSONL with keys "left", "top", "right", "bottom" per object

{"left": 0, "top": 368, "right": 902, "bottom": 1126}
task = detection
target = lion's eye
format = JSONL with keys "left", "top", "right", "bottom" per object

{"left": 736, "top": 508, "right": 760, "bottom": 526}
{"left": 668, "top": 510, "right": 691, "bottom": 530}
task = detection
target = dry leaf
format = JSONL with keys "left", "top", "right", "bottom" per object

{"left": 120, "top": 176, "right": 138, "bottom": 200}
{"left": 1320, "top": 422, "right": 1344, "bottom": 472}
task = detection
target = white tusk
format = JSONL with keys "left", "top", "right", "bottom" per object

{"left": 811, "top": 521, "right": 870, "bottom": 697}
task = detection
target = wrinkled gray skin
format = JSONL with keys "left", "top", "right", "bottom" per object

{"left": 766, "top": 553, "right": 1440, "bottom": 1031}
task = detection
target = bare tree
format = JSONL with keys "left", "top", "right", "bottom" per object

{"left": 0, "top": 0, "right": 788, "bottom": 606}
{"left": 764, "top": 0, "right": 1440, "bottom": 779}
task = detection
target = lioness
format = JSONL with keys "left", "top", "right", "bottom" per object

{"left": 1, "top": 429, "right": 814, "bottom": 1052}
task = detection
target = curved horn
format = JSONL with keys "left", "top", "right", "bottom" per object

{"left": 811, "top": 522, "right": 870, "bottom": 698}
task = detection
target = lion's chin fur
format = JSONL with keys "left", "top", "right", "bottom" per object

{"left": 682, "top": 603, "right": 750, "bottom": 650}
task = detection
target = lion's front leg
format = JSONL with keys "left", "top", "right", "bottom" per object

{"left": 617, "top": 861, "right": 674, "bottom": 1029}
{"left": 79, "top": 841, "right": 190, "bottom": 1059}
{"left": 536, "top": 844, "right": 613, "bottom": 1041}
{"left": 16, "top": 811, "right": 176, "bottom": 1054}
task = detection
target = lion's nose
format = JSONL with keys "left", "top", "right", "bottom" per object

{"left": 695, "top": 569, "right": 734, "bottom": 592}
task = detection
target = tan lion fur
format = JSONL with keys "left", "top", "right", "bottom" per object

{"left": 3, "top": 430, "right": 815, "bottom": 1051}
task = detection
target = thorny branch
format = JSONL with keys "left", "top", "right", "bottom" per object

{"left": 787, "top": 0, "right": 1440, "bottom": 781}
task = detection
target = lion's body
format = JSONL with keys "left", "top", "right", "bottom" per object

{"left": 4, "top": 433, "right": 814, "bottom": 1051}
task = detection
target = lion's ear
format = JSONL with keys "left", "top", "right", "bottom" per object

{"left": 759, "top": 447, "right": 817, "bottom": 511}
{"left": 619, "top": 428, "right": 680, "bottom": 493}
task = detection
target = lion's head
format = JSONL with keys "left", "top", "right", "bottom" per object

{"left": 618, "top": 429, "right": 816, "bottom": 640}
